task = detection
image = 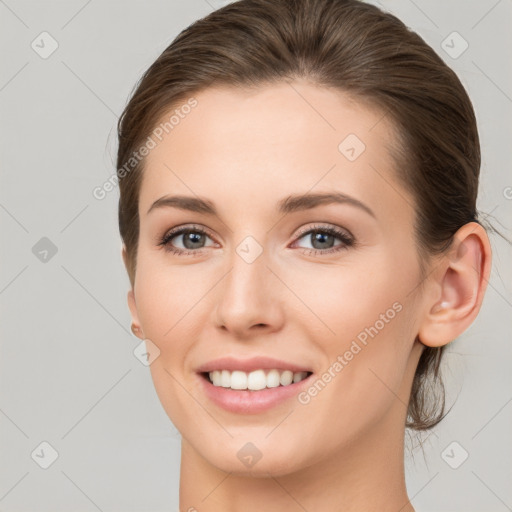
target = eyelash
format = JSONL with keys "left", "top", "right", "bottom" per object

{"left": 157, "top": 223, "right": 355, "bottom": 257}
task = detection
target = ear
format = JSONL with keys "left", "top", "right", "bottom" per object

{"left": 127, "top": 289, "right": 144, "bottom": 339}
{"left": 121, "top": 242, "right": 129, "bottom": 271}
{"left": 122, "top": 243, "right": 143, "bottom": 339}
{"left": 418, "top": 222, "right": 492, "bottom": 347}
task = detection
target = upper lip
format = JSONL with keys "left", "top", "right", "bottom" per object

{"left": 195, "top": 356, "right": 313, "bottom": 374}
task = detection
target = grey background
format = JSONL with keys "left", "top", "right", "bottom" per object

{"left": 0, "top": 0, "right": 511, "bottom": 511}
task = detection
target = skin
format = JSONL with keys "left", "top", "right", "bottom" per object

{"left": 123, "top": 81, "right": 491, "bottom": 512}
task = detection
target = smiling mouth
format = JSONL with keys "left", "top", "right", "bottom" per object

{"left": 200, "top": 369, "right": 313, "bottom": 391}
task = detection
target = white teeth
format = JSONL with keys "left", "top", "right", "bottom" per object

{"left": 280, "top": 370, "right": 293, "bottom": 386}
{"left": 207, "top": 369, "right": 310, "bottom": 390}
{"left": 266, "top": 369, "right": 281, "bottom": 388}
{"left": 293, "top": 371, "right": 308, "bottom": 383}
{"left": 231, "top": 370, "right": 248, "bottom": 390}
{"left": 247, "top": 369, "right": 267, "bottom": 390}
{"left": 211, "top": 370, "right": 220, "bottom": 386}
{"left": 220, "top": 370, "right": 231, "bottom": 387}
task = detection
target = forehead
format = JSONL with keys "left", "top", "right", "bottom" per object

{"left": 147, "top": 81, "right": 395, "bottom": 158}
{"left": 139, "top": 81, "right": 412, "bottom": 223}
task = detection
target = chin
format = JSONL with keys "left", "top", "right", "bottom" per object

{"left": 192, "top": 434, "right": 314, "bottom": 477}
{"left": 212, "top": 452, "right": 303, "bottom": 478}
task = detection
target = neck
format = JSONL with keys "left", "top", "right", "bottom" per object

{"left": 179, "top": 411, "right": 415, "bottom": 512}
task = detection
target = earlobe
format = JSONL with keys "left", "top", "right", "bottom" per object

{"left": 418, "top": 222, "right": 492, "bottom": 348}
{"left": 127, "top": 288, "right": 144, "bottom": 339}
{"left": 121, "top": 243, "right": 128, "bottom": 270}
{"left": 122, "top": 244, "right": 143, "bottom": 337}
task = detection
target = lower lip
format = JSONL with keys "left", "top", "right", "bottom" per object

{"left": 197, "top": 373, "right": 313, "bottom": 414}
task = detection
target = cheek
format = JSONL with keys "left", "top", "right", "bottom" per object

{"left": 298, "top": 308, "right": 415, "bottom": 447}
{"left": 292, "top": 256, "right": 417, "bottom": 417}
{"left": 289, "top": 254, "right": 410, "bottom": 343}
{"left": 134, "top": 261, "right": 210, "bottom": 429}
{"left": 133, "top": 256, "right": 222, "bottom": 388}
{"left": 134, "top": 256, "right": 204, "bottom": 337}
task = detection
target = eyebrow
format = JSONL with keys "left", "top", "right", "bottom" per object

{"left": 147, "top": 192, "right": 376, "bottom": 218}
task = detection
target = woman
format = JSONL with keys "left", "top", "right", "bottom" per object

{"left": 116, "top": 0, "right": 492, "bottom": 510}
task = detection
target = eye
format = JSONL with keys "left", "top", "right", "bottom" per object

{"left": 157, "top": 223, "right": 355, "bottom": 257}
{"left": 291, "top": 224, "right": 355, "bottom": 256}
{"left": 158, "top": 224, "right": 217, "bottom": 255}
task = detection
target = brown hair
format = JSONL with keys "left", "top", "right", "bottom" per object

{"left": 117, "top": 0, "right": 487, "bottom": 430}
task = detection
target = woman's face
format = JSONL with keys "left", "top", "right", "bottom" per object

{"left": 126, "top": 81, "right": 426, "bottom": 476}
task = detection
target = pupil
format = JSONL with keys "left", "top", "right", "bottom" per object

{"left": 184, "top": 232, "right": 204, "bottom": 249}
{"left": 312, "top": 232, "right": 333, "bottom": 249}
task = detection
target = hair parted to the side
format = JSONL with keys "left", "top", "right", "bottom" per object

{"left": 116, "top": 0, "right": 486, "bottom": 430}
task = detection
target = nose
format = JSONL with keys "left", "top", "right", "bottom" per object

{"left": 213, "top": 242, "right": 285, "bottom": 339}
